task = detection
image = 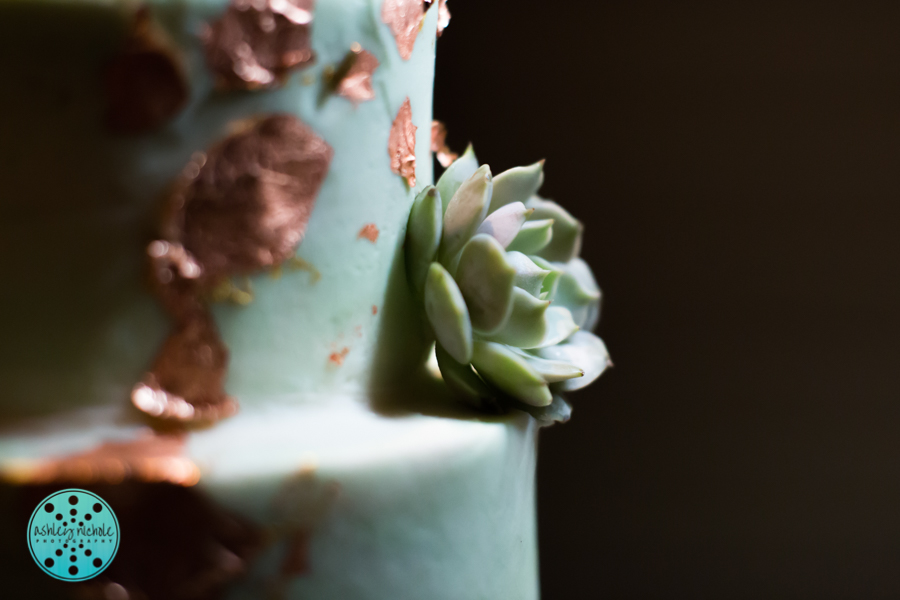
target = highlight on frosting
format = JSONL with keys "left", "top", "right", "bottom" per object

{"left": 202, "top": 0, "right": 317, "bottom": 90}
{"left": 133, "top": 114, "right": 333, "bottom": 426}
{"left": 405, "top": 145, "right": 611, "bottom": 422}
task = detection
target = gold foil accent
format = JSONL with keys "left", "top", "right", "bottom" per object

{"left": 103, "top": 7, "right": 188, "bottom": 134}
{"left": 389, "top": 98, "right": 417, "bottom": 187}
{"left": 381, "top": 0, "right": 425, "bottom": 60}
{"left": 329, "top": 44, "right": 380, "bottom": 104}
{"left": 202, "top": 0, "right": 317, "bottom": 90}
{"left": 134, "top": 115, "right": 332, "bottom": 426}
{"left": 357, "top": 223, "right": 379, "bottom": 242}
{"left": 430, "top": 120, "right": 458, "bottom": 167}
{"left": 1, "top": 430, "right": 200, "bottom": 486}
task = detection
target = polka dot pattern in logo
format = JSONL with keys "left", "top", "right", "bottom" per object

{"left": 28, "top": 489, "right": 119, "bottom": 581}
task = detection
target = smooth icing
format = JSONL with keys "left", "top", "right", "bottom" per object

{"left": 0, "top": 0, "right": 437, "bottom": 417}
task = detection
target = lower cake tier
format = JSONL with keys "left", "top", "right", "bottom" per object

{"left": 0, "top": 400, "right": 540, "bottom": 600}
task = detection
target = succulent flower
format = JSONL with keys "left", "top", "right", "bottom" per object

{"left": 405, "top": 146, "right": 611, "bottom": 422}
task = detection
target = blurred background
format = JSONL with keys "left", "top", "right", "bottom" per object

{"left": 435, "top": 2, "right": 900, "bottom": 598}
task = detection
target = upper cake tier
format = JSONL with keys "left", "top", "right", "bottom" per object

{"left": 0, "top": 0, "right": 442, "bottom": 419}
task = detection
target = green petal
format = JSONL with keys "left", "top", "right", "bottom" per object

{"left": 471, "top": 341, "right": 552, "bottom": 406}
{"left": 551, "top": 257, "right": 602, "bottom": 330}
{"left": 436, "top": 144, "right": 479, "bottom": 213}
{"left": 484, "top": 287, "right": 550, "bottom": 348}
{"left": 529, "top": 306, "right": 580, "bottom": 349}
{"left": 505, "top": 251, "right": 550, "bottom": 298}
{"left": 455, "top": 234, "right": 517, "bottom": 333}
{"left": 508, "top": 347, "right": 583, "bottom": 383}
{"left": 405, "top": 186, "right": 443, "bottom": 296}
{"left": 529, "top": 255, "right": 564, "bottom": 299}
{"left": 435, "top": 342, "right": 494, "bottom": 403}
{"left": 538, "top": 331, "right": 611, "bottom": 392}
{"left": 506, "top": 219, "right": 554, "bottom": 255}
{"left": 526, "top": 197, "right": 583, "bottom": 262}
{"left": 475, "top": 202, "right": 532, "bottom": 248}
{"left": 439, "top": 165, "right": 493, "bottom": 270}
{"left": 488, "top": 160, "right": 545, "bottom": 213}
{"left": 424, "top": 262, "right": 473, "bottom": 364}
{"left": 518, "top": 394, "right": 572, "bottom": 425}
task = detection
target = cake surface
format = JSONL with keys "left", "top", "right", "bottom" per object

{"left": 0, "top": 0, "right": 607, "bottom": 598}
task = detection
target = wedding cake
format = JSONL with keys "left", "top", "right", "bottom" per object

{"left": 0, "top": 0, "right": 610, "bottom": 598}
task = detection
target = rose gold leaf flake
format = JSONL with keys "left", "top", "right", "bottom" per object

{"left": 1, "top": 431, "right": 200, "bottom": 486}
{"left": 203, "top": 0, "right": 317, "bottom": 90}
{"left": 389, "top": 98, "right": 417, "bottom": 187}
{"left": 103, "top": 7, "right": 188, "bottom": 134}
{"left": 381, "top": 0, "right": 425, "bottom": 60}
{"left": 437, "top": 0, "right": 451, "bottom": 36}
{"left": 132, "top": 312, "right": 238, "bottom": 425}
{"left": 172, "top": 114, "right": 333, "bottom": 280}
{"left": 328, "top": 347, "right": 350, "bottom": 366}
{"left": 332, "top": 46, "right": 379, "bottom": 104}
{"left": 136, "top": 114, "right": 330, "bottom": 427}
{"left": 430, "top": 120, "right": 458, "bottom": 167}
{"left": 357, "top": 223, "right": 379, "bottom": 242}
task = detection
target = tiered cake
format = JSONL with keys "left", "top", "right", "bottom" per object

{"left": 0, "top": 0, "right": 609, "bottom": 598}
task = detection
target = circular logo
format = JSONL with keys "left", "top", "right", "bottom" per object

{"left": 27, "top": 489, "right": 120, "bottom": 581}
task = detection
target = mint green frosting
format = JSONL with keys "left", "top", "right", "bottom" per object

{"left": 0, "top": 0, "right": 437, "bottom": 417}
{"left": 0, "top": 399, "right": 539, "bottom": 600}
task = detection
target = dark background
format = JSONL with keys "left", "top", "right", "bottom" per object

{"left": 435, "top": 2, "right": 900, "bottom": 598}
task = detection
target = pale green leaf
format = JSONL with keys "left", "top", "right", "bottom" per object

{"left": 518, "top": 394, "right": 572, "bottom": 425}
{"left": 439, "top": 165, "right": 493, "bottom": 270}
{"left": 529, "top": 255, "right": 564, "bottom": 299}
{"left": 527, "top": 306, "right": 580, "bottom": 349}
{"left": 489, "top": 160, "right": 545, "bottom": 213}
{"left": 551, "top": 257, "right": 602, "bottom": 330}
{"left": 405, "top": 186, "right": 443, "bottom": 296}
{"left": 505, "top": 251, "right": 550, "bottom": 297}
{"left": 471, "top": 341, "right": 552, "bottom": 406}
{"left": 475, "top": 202, "right": 532, "bottom": 248}
{"left": 424, "top": 262, "right": 473, "bottom": 364}
{"left": 483, "top": 287, "right": 550, "bottom": 348}
{"left": 526, "top": 197, "right": 583, "bottom": 262}
{"left": 506, "top": 219, "right": 554, "bottom": 255}
{"left": 537, "top": 331, "right": 611, "bottom": 392}
{"left": 436, "top": 144, "right": 479, "bottom": 213}
{"left": 508, "top": 347, "right": 583, "bottom": 383}
{"left": 455, "top": 234, "right": 516, "bottom": 333}
{"left": 435, "top": 342, "right": 494, "bottom": 402}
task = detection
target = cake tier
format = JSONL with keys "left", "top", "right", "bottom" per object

{"left": 0, "top": 0, "right": 438, "bottom": 418}
{"left": 0, "top": 399, "right": 539, "bottom": 599}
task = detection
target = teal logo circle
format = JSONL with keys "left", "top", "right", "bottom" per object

{"left": 27, "top": 489, "right": 119, "bottom": 581}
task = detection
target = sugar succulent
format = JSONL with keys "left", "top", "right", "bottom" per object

{"left": 405, "top": 150, "right": 611, "bottom": 422}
